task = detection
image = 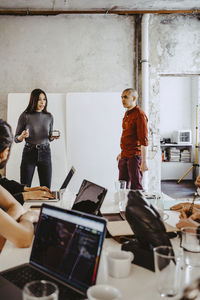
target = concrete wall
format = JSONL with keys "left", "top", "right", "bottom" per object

{"left": 148, "top": 14, "right": 200, "bottom": 191}
{"left": 1, "top": 13, "right": 200, "bottom": 191}
{"left": 0, "top": 14, "right": 135, "bottom": 119}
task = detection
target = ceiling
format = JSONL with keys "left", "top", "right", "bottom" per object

{"left": 0, "top": 0, "right": 199, "bottom": 14}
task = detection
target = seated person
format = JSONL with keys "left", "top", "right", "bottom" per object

{"left": 0, "top": 185, "right": 38, "bottom": 250}
{"left": 0, "top": 119, "right": 39, "bottom": 250}
{"left": 170, "top": 174, "right": 200, "bottom": 229}
{"left": 0, "top": 176, "right": 54, "bottom": 205}
{"left": 0, "top": 119, "right": 54, "bottom": 205}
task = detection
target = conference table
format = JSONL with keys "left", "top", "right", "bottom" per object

{"left": 0, "top": 191, "right": 200, "bottom": 300}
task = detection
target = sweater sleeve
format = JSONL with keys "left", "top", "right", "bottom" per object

{"left": 0, "top": 176, "right": 25, "bottom": 194}
{"left": 14, "top": 112, "right": 26, "bottom": 143}
{"left": 137, "top": 111, "right": 148, "bottom": 146}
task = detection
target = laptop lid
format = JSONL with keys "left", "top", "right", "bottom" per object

{"left": 30, "top": 203, "right": 107, "bottom": 295}
{"left": 71, "top": 180, "right": 107, "bottom": 216}
{"left": 59, "top": 166, "right": 76, "bottom": 191}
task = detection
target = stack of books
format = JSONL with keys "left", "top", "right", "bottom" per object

{"left": 180, "top": 149, "right": 191, "bottom": 162}
{"left": 167, "top": 148, "right": 180, "bottom": 162}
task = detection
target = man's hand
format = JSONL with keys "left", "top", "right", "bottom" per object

{"left": 23, "top": 190, "right": 55, "bottom": 201}
{"left": 116, "top": 153, "right": 121, "bottom": 161}
{"left": 140, "top": 161, "right": 148, "bottom": 172}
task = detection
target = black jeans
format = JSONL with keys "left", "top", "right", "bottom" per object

{"left": 20, "top": 143, "right": 52, "bottom": 188}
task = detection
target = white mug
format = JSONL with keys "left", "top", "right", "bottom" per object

{"left": 106, "top": 250, "right": 134, "bottom": 278}
{"left": 87, "top": 284, "right": 121, "bottom": 300}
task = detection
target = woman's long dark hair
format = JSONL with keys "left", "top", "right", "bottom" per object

{"left": 0, "top": 119, "right": 13, "bottom": 153}
{"left": 24, "top": 89, "right": 49, "bottom": 113}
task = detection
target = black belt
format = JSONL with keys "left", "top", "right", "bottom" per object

{"left": 25, "top": 142, "right": 49, "bottom": 150}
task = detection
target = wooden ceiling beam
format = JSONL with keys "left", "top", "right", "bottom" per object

{"left": 0, "top": 9, "right": 199, "bottom": 15}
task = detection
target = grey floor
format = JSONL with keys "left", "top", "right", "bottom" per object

{"left": 161, "top": 180, "right": 196, "bottom": 199}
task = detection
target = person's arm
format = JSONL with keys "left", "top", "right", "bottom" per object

{"left": 0, "top": 209, "right": 37, "bottom": 248}
{"left": 0, "top": 176, "right": 25, "bottom": 195}
{"left": 137, "top": 111, "right": 148, "bottom": 172}
{"left": 0, "top": 186, "right": 38, "bottom": 248}
{"left": 14, "top": 112, "right": 29, "bottom": 143}
{"left": 0, "top": 185, "right": 24, "bottom": 220}
{"left": 140, "top": 145, "right": 148, "bottom": 172}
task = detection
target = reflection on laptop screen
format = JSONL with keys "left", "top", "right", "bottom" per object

{"left": 71, "top": 180, "right": 107, "bottom": 215}
{"left": 30, "top": 206, "right": 106, "bottom": 294}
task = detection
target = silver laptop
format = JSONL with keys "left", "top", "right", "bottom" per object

{"left": 28, "top": 166, "right": 75, "bottom": 202}
{"left": 0, "top": 203, "right": 107, "bottom": 300}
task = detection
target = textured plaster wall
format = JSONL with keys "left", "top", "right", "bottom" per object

{"left": 148, "top": 14, "right": 200, "bottom": 192}
{"left": 0, "top": 14, "right": 135, "bottom": 120}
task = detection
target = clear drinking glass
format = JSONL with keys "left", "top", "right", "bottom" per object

{"left": 114, "top": 180, "right": 127, "bottom": 204}
{"left": 23, "top": 280, "right": 59, "bottom": 300}
{"left": 153, "top": 246, "right": 182, "bottom": 298}
{"left": 181, "top": 227, "right": 200, "bottom": 268}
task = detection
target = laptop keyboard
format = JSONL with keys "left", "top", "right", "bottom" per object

{"left": 2, "top": 265, "right": 85, "bottom": 300}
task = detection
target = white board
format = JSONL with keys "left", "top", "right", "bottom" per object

{"left": 66, "top": 92, "right": 124, "bottom": 193}
{"left": 7, "top": 93, "right": 67, "bottom": 190}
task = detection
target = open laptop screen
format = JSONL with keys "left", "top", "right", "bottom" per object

{"left": 30, "top": 205, "right": 106, "bottom": 294}
{"left": 60, "top": 166, "right": 76, "bottom": 190}
{"left": 71, "top": 180, "right": 107, "bottom": 215}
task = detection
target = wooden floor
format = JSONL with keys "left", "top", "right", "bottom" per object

{"left": 161, "top": 180, "right": 196, "bottom": 199}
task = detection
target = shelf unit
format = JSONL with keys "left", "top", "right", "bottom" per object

{"left": 161, "top": 144, "right": 193, "bottom": 180}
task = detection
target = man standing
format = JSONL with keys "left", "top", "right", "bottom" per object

{"left": 117, "top": 88, "right": 148, "bottom": 190}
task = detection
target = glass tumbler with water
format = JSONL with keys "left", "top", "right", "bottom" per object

{"left": 23, "top": 280, "right": 59, "bottom": 300}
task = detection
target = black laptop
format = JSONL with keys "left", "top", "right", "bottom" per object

{"left": 0, "top": 204, "right": 107, "bottom": 300}
{"left": 71, "top": 179, "right": 107, "bottom": 216}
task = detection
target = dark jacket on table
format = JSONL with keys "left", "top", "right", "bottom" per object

{"left": 0, "top": 174, "right": 25, "bottom": 205}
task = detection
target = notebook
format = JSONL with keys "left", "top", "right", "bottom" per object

{"left": 71, "top": 179, "right": 107, "bottom": 216}
{"left": 0, "top": 204, "right": 107, "bottom": 300}
{"left": 28, "top": 166, "right": 76, "bottom": 202}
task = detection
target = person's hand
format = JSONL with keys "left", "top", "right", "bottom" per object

{"left": 19, "top": 210, "right": 39, "bottom": 223}
{"left": 24, "top": 186, "right": 51, "bottom": 193}
{"left": 18, "top": 129, "right": 29, "bottom": 141}
{"left": 176, "top": 217, "right": 199, "bottom": 230}
{"left": 195, "top": 175, "right": 200, "bottom": 188}
{"left": 140, "top": 161, "right": 148, "bottom": 172}
{"left": 179, "top": 206, "right": 200, "bottom": 219}
{"left": 116, "top": 153, "right": 121, "bottom": 161}
{"left": 23, "top": 190, "right": 55, "bottom": 201}
{"left": 170, "top": 202, "right": 200, "bottom": 212}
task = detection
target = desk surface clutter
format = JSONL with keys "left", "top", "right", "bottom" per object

{"left": 0, "top": 191, "right": 199, "bottom": 300}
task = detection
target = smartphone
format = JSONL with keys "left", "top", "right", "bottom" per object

{"left": 30, "top": 205, "right": 42, "bottom": 209}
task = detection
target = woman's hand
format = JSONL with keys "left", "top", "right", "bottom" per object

{"left": 23, "top": 190, "right": 55, "bottom": 201}
{"left": 18, "top": 129, "right": 29, "bottom": 141}
{"left": 24, "top": 186, "right": 51, "bottom": 193}
{"left": 170, "top": 202, "right": 200, "bottom": 212}
{"left": 176, "top": 218, "right": 199, "bottom": 230}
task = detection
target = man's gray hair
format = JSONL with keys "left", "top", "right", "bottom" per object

{"left": 123, "top": 88, "right": 138, "bottom": 100}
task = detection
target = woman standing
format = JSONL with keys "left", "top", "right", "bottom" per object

{"left": 15, "top": 89, "right": 59, "bottom": 188}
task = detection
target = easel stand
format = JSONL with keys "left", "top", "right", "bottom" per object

{"left": 177, "top": 105, "right": 199, "bottom": 184}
